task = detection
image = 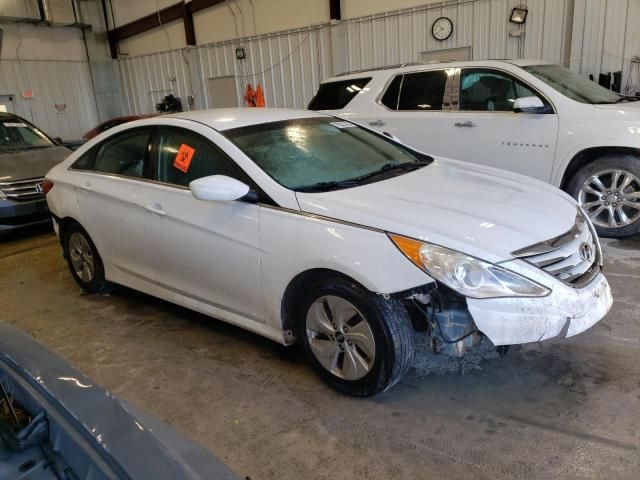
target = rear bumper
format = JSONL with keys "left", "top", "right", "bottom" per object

{"left": 0, "top": 197, "right": 50, "bottom": 233}
{"left": 467, "top": 272, "right": 612, "bottom": 346}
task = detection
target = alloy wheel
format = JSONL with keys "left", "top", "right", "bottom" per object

{"left": 578, "top": 169, "right": 640, "bottom": 229}
{"left": 305, "top": 295, "right": 376, "bottom": 381}
{"left": 69, "top": 232, "right": 95, "bottom": 283}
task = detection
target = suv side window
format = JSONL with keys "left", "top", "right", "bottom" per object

{"left": 71, "top": 127, "right": 152, "bottom": 177}
{"left": 397, "top": 71, "right": 448, "bottom": 111}
{"left": 153, "top": 127, "right": 250, "bottom": 188}
{"left": 308, "top": 77, "right": 372, "bottom": 110}
{"left": 380, "top": 75, "right": 403, "bottom": 109}
{"left": 460, "top": 68, "right": 546, "bottom": 112}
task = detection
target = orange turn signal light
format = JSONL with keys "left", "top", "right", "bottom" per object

{"left": 388, "top": 233, "right": 426, "bottom": 271}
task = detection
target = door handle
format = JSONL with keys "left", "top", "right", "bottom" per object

{"left": 454, "top": 121, "right": 475, "bottom": 128}
{"left": 369, "top": 119, "right": 386, "bottom": 127}
{"left": 79, "top": 182, "right": 92, "bottom": 192}
{"left": 144, "top": 203, "right": 166, "bottom": 216}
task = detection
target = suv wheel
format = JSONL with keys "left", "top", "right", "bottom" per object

{"left": 295, "top": 275, "right": 413, "bottom": 396}
{"left": 567, "top": 155, "right": 640, "bottom": 237}
{"left": 64, "top": 224, "right": 109, "bottom": 293}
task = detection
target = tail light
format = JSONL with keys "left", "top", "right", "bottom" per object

{"left": 42, "top": 179, "right": 54, "bottom": 194}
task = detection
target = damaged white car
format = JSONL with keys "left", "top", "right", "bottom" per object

{"left": 44, "top": 109, "right": 613, "bottom": 396}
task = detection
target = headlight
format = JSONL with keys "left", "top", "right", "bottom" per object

{"left": 389, "top": 234, "right": 550, "bottom": 299}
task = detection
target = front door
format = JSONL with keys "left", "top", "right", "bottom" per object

{"left": 448, "top": 68, "right": 559, "bottom": 182}
{"left": 142, "top": 124, "right": 265, "bottom": 322}
{"left": 351, "top": 69, "right": 454, "bottom": 157}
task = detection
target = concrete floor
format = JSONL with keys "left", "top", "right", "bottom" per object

{"left": 1, "top": 226, "right": 639, "bottom": 479}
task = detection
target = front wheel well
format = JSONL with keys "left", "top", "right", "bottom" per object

{"left": 560, "top": 147, "right": 640, "bottom": 191}
{"left": 280, "top": 269, "right": 368, "bottom": 337}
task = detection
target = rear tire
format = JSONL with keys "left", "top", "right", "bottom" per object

{"left": 295, "top": 274, "right": 413, "bottom": 397}
{"left": 63, "top": 223, "right": 109, "bottom": 293}
{"left": 566, "top": 155, "right": 640, "bottom": 238}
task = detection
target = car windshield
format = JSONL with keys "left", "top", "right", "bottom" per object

{"left": 0, "top": 118, "right": 54, "bottom": 152}
{"left": 522, "top": 64, "right": 633, "bottom": 104}
{"left": 223, "top": 117, "right": 431, "bottom": 191}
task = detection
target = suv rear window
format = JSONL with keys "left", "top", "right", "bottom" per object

{"left": 308, "top": 77, "right": 372, "bottom": 110}
{"left": 397, "top": 71, "right": 448, "bottom": 111}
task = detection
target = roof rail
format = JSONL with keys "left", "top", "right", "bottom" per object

{"left": 335, "top": 60, "right": 455, "bottom": 77}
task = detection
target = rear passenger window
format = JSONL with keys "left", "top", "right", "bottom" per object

{"left": 397, "top": 71, "right": 448, "bottom": 111}
{"left": 380, "top": 75, "right": 402, "bottom": 109}
{"left": 308, "top": 77, "right": 372, "bottom": 110}
{"left": 93, "top": 128, "right": 152, "bottom": 178}
{"left": 71, "top": 127, "right": 152, "bottom": 176}
{"left": 153, "top": 127, "right": 248, "bottom": 188}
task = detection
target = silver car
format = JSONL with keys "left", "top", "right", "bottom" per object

{"left": 0, "top": 113, "right": 70, "bottom": 234}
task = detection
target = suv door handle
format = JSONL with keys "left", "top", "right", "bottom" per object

{"left": 144, "top": 203, "right": 166, "bottom": 216}
{"left": 454, "top": 121, "right": 475, "bottom": 128}
{"left": 79, "top": 182, "right": 92, "bottom": 192}
{"left": 369, "top": 120, "right": 386, "bottom": 127}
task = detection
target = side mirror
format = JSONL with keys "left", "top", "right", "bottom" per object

{"left": 189, "top": 175, "right": 251, "bottom": 202}
{"left": 513, "top": 96, "right": 549, "bottom": 114}
{"left": 53, "top": 136, "right": 63, "bottom": 144}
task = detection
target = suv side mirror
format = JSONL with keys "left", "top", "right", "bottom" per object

{"left": 189, "top": 175, "right": 251, "bottom": 202}
{"left": 513, "top": 96, "right": 549, "bottom": 114}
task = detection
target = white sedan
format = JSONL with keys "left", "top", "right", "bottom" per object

{"left": 44, "top": 108, "right": 612, "bottom": 396}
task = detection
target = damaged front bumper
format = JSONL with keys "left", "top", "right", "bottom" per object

{"left": 466, "top": 271, "right": 612, "bottom": 346}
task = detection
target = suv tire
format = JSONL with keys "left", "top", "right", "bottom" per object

{"left": 567, "top": 155, "right": 640, "bottom": 237}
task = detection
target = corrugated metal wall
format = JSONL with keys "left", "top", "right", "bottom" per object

{"left": 0, "top": 60, "right": 98, "bottom": 139}
{"left": 118, "top": 49, "right": 192, "bottom": 115}
{"left": 570, "top": 0, "right": 640, "bottom": 94}
{"left": 118, "top": 0, "right": 640, "bottom": 114}
{"left": 119, "top": 24, "right": 333, "bottom": 114}
{"left": 197, "top": 26, "right": 332, "bottom": 110}
{"left": 339, "top": 0, "right": 570, "bottom": 72}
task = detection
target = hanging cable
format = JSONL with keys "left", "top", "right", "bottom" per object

{"left": 235, "top": 33, "right": 311, "bottom": 78}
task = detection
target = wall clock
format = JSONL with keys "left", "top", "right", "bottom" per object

{"left": 432, "top": 16, "right": 453, "bottom": 41}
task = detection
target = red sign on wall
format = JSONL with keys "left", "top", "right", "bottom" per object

{"left": 22, "top": 89, "right": 34, "bottom": 99}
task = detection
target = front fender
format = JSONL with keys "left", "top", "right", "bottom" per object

{"left": 259, "top": 206, "right": 431, "bottom": 330}
{"left": 552, "top": 115, "right": 640, "bottom": 186}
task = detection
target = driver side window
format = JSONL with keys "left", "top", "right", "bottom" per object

{"left": 93, "top": 127, "right": 152, "bottom": 178}
{"left": 153, "top": 127, "right": 249, "bottom": 188}
{"left": 460, "top": 69, "right": 543, "bottom": 112}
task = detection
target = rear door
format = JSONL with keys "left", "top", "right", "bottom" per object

{"left": 71, "top": 127, "right": 155, "bottom": 280}
{"left": 142, "top": 124, "right": 265, "bottom": 322}
{"left": 349, "top": 69, "right": 454, "bottom": 157}
{"left": 448, "top": 68, "right": 559, "bottom": 181}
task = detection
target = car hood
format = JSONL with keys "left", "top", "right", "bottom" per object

{"left": 0, "top": 146, "right": 70, "bottom": 181}
{"left": 592, "top": 101, "right": 640, "bottom": 116}
{"left": 0, "top": 321, "right": 238, "bottom": 479}
{"left": 296, "top": 158, "right": 578, "bottom": 263}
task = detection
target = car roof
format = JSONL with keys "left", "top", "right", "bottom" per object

{"left": 328, "top": 59, "right": 553, "bottom": 81}
{"left": 0, "top": 112, "right": 19, "bottom": 121}
{"left": 164, "top": 108, "right": 329, "bottom": 131}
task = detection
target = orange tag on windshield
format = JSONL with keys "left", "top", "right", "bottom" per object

{"left": 173, "top": 144, "right": 195, "bottom": 173}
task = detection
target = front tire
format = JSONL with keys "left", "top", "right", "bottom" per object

{"left": 295, "top": 275, "right": 413, "bottom": 397}
{"left": 63, "top": 223, "right": 109, "bottom": 293}
{"left": 567, "top": 155, "right": 640, "bottom": 237}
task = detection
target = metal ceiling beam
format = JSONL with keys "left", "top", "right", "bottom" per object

{"left": 329, "top": 0, "right": 341, "bottom": 21}
{"left": 107, "top": 0, "right": 227, "bottom": 58}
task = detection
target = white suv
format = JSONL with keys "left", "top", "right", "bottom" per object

{"left": 310, "top": 60, "right": 640, "bottom": 238}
